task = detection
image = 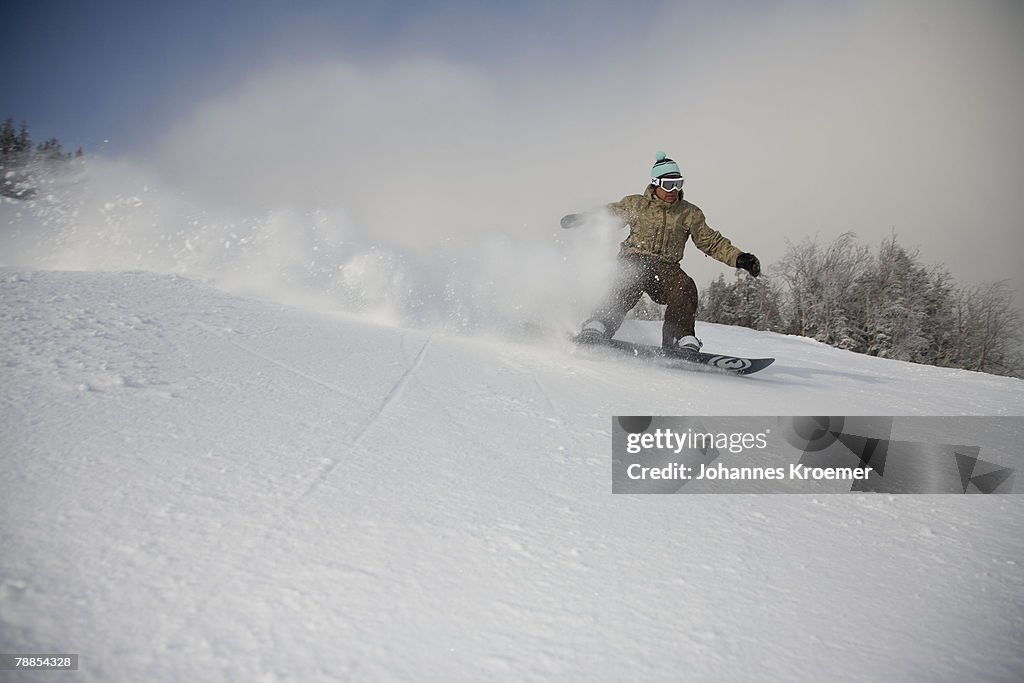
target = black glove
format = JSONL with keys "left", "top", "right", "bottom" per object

{"left": 560, "top": 213, "right": 585, "bottom": 229}
{"left": 736, "top": 252, "right": 761, "bottom": 277}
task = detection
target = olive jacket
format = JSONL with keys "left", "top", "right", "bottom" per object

{"left": 606, "top": 186, "right": 743, "bottom": 266}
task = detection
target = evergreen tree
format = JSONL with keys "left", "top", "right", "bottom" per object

{"left": 699, "top": 272, "right": 784, "bottom": 331}
{"left": 35, "top": 137, "right": 70, "bottom": 164}
{"left": 862, "top": 237, "right": 924, "bottom": 360}
{"left": 2, "top": 118, "right": 30, "bottom": 168}
{"left": 0, "top": 117, "right": 83, "bottom": 199}
{"left": 918, "top": 266, "right": 959, "bottom": 367}
{"left": 1, "top": 118, "right": 35, "bottom": 198}
{"left": 16, "top": 123, "right": 31, "bottom": 165}
{"left": 698, "top": 274, "right": 733, "bottom": 324}
{"left": 0, "top": 118, "right": 17, "bottom": 162}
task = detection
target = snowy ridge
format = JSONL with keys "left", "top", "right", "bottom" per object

{"left": 1, "top": 269, "right": 1023, "bottom": 682}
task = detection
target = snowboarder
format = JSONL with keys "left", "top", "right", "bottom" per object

{"left": 561, "top": 151, "right": 761, "bottom": 358}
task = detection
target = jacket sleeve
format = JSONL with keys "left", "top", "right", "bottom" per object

{"left": 690, "top": 208, "right": 742, "bottom": 267}
{"left": 605, "top": 195, "right": 639, "bottom": 227}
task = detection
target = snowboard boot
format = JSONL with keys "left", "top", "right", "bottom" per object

{"left": 576, "top": 319, "right": 611, "bottom": 345}
{"left": 663, "top": 335, "right": 702, "bottom": 359}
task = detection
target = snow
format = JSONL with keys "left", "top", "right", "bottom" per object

{"left": 1, "top": 268, "right": 1022, "bottom": 682}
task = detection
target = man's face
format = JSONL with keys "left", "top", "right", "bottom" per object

{"left": 653, "top": 176, "right": 683, "bottom": 203}
{"left": 654, "top": 185, "right": 680, "bottom": 203}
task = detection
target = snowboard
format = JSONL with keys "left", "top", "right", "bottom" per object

{"left": 575, "top": 337, "right": 775, "bottom": 375}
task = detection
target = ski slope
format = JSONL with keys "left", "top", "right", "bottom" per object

{"left": 2, "top": 269, "right": 1023, "bottom": 682}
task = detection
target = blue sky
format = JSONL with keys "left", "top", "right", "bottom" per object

{"left": 2, "top": 0, "right": 647, "bottom": 151}
{"left": 3, "top": 1, "right": 433, "bottom": 148}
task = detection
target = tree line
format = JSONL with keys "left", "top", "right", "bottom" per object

{"left": 694, "top": 232, "right": 1022, "bottom": 377}
{"left": 1, "top": 117, "right": 83, "bottom": 199}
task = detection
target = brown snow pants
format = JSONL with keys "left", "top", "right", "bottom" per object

{"left": 586, "top": 254, "right": 699, "bottom": 347}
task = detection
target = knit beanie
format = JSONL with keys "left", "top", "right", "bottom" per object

{"left": 651, "top": 151, "right": 681, "bottom": 178}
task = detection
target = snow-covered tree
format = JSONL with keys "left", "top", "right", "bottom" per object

{"left": 698, "top": 272, "right": 783, "bottom": 331}
{"left": 861, "top": 236, "right": 932, "bottom": 361}
{"left": 776, "top": 232, "right": 870, "bottom": 348}
{"left": 734, "top": 231, "right": 1021, "bottom": 377}
{"left": 951, "top": 281, "right": 1023, "bottom": 376}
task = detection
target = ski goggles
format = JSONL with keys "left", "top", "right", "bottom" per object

{"left": 651, "top": 177, "right": 684, "bottom": 192}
